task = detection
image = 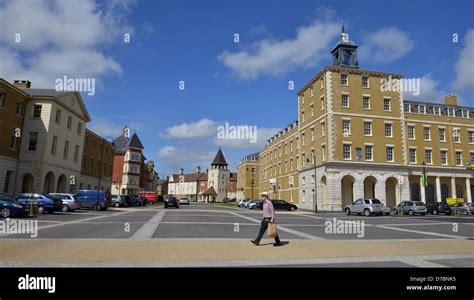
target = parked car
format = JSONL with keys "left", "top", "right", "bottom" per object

{"left": 122, "top": 195, "right": 133, "bottom": 207}
{"left": 393, "top": 201, "right": 427, "bottom": 216}
{"left": 248, "top": 200, "right": 262, "bottom": 209}
{"left": 271, "top": 200, "right": 298, "bottom": 211}
{"left": 49, "top": 193, "right": 81, "bottom": 212}
{"left": 15, "top": 193, "right": 62, "bottom": 214}
{"left": 451, "top": 203, "right": 471, "bottom": 215}
{"left": 139, "top": 192, "right": 158, "bottom": 204}
{"left": 426, "top": 202, "right": 452, "bottom": 215}
{"left": 179, "top": 197, "right": 190, "bottom": 205}
{"left": 382, "top": 205, "right": 394, "bottom": 216}
{"left": 344, "top": 198, "right": 384, "bottom": 216}
{"left": 244, "top": 199, "right": 259, "bottom": 208}
{"left": 238, "top": 199, "right": 251, "bottom": 207}
{"left": 71, "top": 190, "right": 108, "bottom": 211}
{"left": 164, "top": 195, "right": 179, "bottom": 208}
{"left": 465, "top": 203, "right": 474, "bottom": 215}
{"left": 111, "top": 195, "right": 126, "bottom": 207}
{"left": 0, "top": 193, "right": 30, "bottom": 218}
{"left": 130, "top": 194, "right": 142, "bottom": 206}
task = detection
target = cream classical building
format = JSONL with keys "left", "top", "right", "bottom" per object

{"left": 13, "top": 82, "right": 90, "bottom": 194}
{"left": 254, "top": 27, "right": 473, "bottom": 211}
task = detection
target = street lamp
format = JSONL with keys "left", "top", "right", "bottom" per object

{"left": 96, "top": 136, "right": 115, "bottom": 210}
{"left": 306, "top": 155, "right": 318, "bottom": 213}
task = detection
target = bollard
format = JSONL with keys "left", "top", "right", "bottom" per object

{"left": 28, "top": 200, "right": 38, "bottom": 218}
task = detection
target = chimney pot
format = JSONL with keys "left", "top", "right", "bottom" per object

{"left": 13, "top": 80, "right": 31, "bottom": 89}
{"left": 444, "top": 94, "right": 457, "bottom": 106}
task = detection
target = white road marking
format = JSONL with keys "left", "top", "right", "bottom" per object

{"left": 129, "top": 211, "right": 165, "bottom": 240}
{"left": 0, "top": 211, "right": 132, "bottom": 238}
{"left": 229, "top": 212, "right": 325, "bottom": 240}
{"left": 375, "top": 225, "right": 469, "bottom": 239}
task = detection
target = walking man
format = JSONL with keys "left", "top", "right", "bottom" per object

{"left": 251, "top": 192, "right": 282, "bottom": 247}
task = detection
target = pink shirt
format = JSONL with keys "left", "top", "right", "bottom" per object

{"left": 262, "top": 199, "right": 275, "bottom": 221}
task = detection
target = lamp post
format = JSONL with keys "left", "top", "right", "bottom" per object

{"left": 96, "top": 136, "right": 115, "bottom": 211}
{"left": 307, "top": 155, "right": 318, "bottom": 213}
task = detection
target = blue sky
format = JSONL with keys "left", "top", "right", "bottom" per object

{"left": 0, "top": 0, "right": 473, "bottom": 177}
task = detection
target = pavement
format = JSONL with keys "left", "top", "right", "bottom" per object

{"left": 0, "top": 203, "right": 473, "bottom": 267}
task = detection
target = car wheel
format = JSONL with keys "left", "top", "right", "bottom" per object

{"left": 345, "top": 208, "right": 351, "bottom": 215}
{"left": 0, "top": 207, "right": 11, "bottom": 218}
{"left": 432, "top": 209, "right": 438, "bottom": 215}
{"left": 37, "top": 205, "right": 45, "bottom": 214}
{"left": 408, "top": 210, "right": 414, "bottom": 216}
{"left": 114, "top": 202, "right": 120, "bottom": 208}
{"left": 290, "top": 206, "right": 296, "bottom": 211}
{"left": 61, "top": 205, "right": 69, "bottom": 212}
{"left": 364, "top": 209, "right": 371, "bottom": 217}
{"left": 462, "top": 210, "right": 468, "bottom": 215}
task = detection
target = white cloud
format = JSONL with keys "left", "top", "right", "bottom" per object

{"left": 214, "top": 127, "right": 280, "bottom": 150}
{"left": 0, "top": 0, "right": 134, "bottom": 88}
{"left": 359, "top": 27, "right": 414, "bottom": 64}
{"left": 453, "top": 29, "right": 474, "bottom": 92}
{"left": 88, "top": 118, "right": 143, "bottom": 138}
{"left": 403, "top": 74, "right": 445, "bottom": 102}
{"left": 218, "top": 17, "right": 340, "bottom": 79}
{"left": 157, "top": 146, "right": 216, "bottom": 175}
{"left": 161, "top": 118, "right": 218, "bottom": 139}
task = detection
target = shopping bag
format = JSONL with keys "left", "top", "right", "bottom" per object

{"left": 267, "top": 222, "right": 277, "bottom": 237}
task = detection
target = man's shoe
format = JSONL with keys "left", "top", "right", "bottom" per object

{"left": 250, "top": 240, "right": 259, "bottom": 246}
{"left": 273, "top": 242, "right": 282, "bottom": 247}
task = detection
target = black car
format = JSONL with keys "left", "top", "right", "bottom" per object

{"left": 426, "top": 202, "right": 452, "bottom": 215}
{"left": 122, "top": 195, "right": 133, "bottom": 207}
{"left": 164, "top": 195, "right": 179, "bottom": 208}
{"left": 257, "top": 199, "right": 297, "bottom": 211}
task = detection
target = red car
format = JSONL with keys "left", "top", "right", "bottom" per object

{"left": 139, "top": 192, "right": 158, "bottom": 204}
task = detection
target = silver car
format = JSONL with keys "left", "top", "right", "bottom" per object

{"left": 49, "top": 193, "right": 81, "bottom": 212}
{"left": 344, "top": 198, "right": 384, "bottom": 216}
{"left": 238, "top": 199, "right": 251, "bottom": 207}
{"left": 179, "top": 197, "right": 190, "bottom": 205}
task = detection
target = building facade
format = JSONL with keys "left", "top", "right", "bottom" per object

{"left": 259, "top": 121, "right": 300, "bottom": 204}
{"left": 79, "top": 129, "right": 115, "bottom": 192}
{"left": 11, "top": 81, "right": 91, "bottom": 195}
{"left": 236, "top": 152, "right": 260, "bottom": 200}
{"left": 168, "top": 148, "right": 237, "bottom": 202}
{"left": 252, "top": 28, "right": 473, "bottom": 211}
{"left": 0, "top": 79, "right": 28, "bottom": 195}
{"left": 112, "top": 127, "right": 146, "bottom": 195}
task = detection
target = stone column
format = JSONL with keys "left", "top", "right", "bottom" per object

{"left": 436, "top": 176, "right": 442, "bottom": 203}
{"left": 466, "top": 178, "right": 472, "bottom": 203}
{"left": 420, "top": 176, "right": 426, "bottom": 202}
{"left": 451, "top": 177, "right": 457, "bottom": 198}
{"left": 375, "top": 176, "right": 386, "bottom": 204}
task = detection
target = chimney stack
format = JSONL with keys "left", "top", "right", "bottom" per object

{"left": 179, "top": 167, "right": 184, "bottom": 175}
{"left": 444, "top": 94, "right": 457, "bottom": 106}
{"left": 13, "top": 80, "right": 31, "bottom": 89}
{"left": 196, "top": 165, "right": 201, "bottom": 173}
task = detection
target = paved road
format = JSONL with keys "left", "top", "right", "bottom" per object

{"left": 1, "top": 203, "right": 473, "bottom": 267}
